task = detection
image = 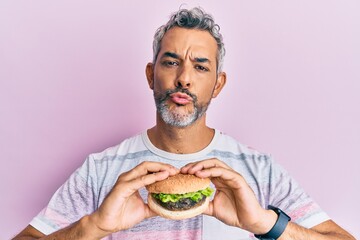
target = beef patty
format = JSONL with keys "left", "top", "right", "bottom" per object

{"left": 153, "top": 195, "right": 206, "bottom": 211}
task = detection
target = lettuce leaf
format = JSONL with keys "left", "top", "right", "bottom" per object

{"left": 152, "top": 187, "right": 214, "bottom": 203}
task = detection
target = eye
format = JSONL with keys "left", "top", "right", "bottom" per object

{"left": 195, "top": 65, "right": 209, "bottom": 72}
{"left": 162, "top": 61, "right": 179, "bottom": 67}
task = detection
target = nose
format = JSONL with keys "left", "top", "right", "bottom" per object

{"left": 176, "top": 64, "right": 192, "bottom": 89}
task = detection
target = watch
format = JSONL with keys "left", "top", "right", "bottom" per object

{"left": 254, "top": 205, "right": 291, "bottom": 240}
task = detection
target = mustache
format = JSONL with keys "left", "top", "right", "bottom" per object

{"left": 154, "top": 87, "right": 198, "bottom": 103}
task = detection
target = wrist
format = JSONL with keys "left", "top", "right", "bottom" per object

{"left": 254, "top": 205, "right": 291, "bottom": 239}
{"left": 253, "top": 209, "right": 278, "bottom": 235}
{"left": 80, "top": 214, "right": 112, "bottom": 240}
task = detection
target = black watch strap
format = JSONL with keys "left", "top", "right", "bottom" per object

{"left": 254, "top": 205, "right": 291, "bottom": 240}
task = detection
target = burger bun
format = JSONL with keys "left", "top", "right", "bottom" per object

{"left": 146, "top": 174, "right": 211, "bottom": 194}
{"left": 146, "top": 174, "right": 211, "bottom": 220}
{"left": 147, "top": 194, "right": 210, "bottom": 220}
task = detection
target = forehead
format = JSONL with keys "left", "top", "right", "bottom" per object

{"left": 159, "top": 27, "right": 218, "bottom": 60}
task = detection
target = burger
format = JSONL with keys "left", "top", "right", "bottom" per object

{"left": 146, "top": 173, "right": 214, "bottom": 220}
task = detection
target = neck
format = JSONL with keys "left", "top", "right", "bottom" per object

{"left": 147, "top": 113, "right": 215, "bottom": 154}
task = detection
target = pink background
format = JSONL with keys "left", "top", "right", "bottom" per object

{"left": 1, "top": 1, "right": 359, "bottom": 239}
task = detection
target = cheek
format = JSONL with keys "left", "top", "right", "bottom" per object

{"left": 154, "top": 71, "right": 175, "bottom": 90}
{"left": 194, "top": 85, "right": 215, "bottom": 103}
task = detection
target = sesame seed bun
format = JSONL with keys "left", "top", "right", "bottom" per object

{"left": 146, "top": 173, "right": 211, "bottom": 194}
{"left": 146, "top": 174, "right": 211, "bottom": 220}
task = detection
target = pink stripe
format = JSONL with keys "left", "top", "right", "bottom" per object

{"left": 42, "top": 208, "right": 71, "bottom": 229}
{"left": 289, "top": 202, "right": 319, "bottom": 221}
{"left": 107, "top": 229, "right": 201, "bottom": 240}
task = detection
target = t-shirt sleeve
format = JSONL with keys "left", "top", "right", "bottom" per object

{"left": 29, "top": 155, "right": 98, "bottom": 235}
{"left": 267, "top": 158, "right": 330, "bottom": 228}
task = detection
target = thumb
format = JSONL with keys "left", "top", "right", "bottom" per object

{"left": 203, "top": 199, "right": 214, "bottom": 216}
{"left": 144, "top": 204, "right": 158, "bottom": 219}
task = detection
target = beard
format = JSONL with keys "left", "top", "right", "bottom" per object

{"left": 154, "top": 87, "right": 211, "bottom": 128}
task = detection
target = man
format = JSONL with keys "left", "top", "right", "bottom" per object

{"left": 14, "top": 7, "right": 354, "bottom": 240}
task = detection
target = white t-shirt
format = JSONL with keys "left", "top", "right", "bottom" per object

{"left": 30, "top": 130, "right": 330, "bottom": 239}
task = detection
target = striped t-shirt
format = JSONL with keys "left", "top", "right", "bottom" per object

{"left": 30, "top": 130, "right": 330, "bottom": 239}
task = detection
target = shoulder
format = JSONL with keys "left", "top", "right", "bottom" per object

{"left": 80, "top": 132, "right": 150, "bottom": 184}
{"left": 211, "top": 130, "right": 276, "bottom": 183}
{"left": 214, "top": 130, "right": 272, "bottom": 162}
{"left": 89, "top": 132, "right": 147, "bottom": 161}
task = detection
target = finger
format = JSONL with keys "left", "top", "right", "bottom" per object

{"left": 123, "top": 170, "right": 171, "bottom": 195}
{"left": 180, "top": 162, "right": 196, "bottom": 174}
{"left": 144, "top": 205, "right": 158, "bottom": 219}
{"left": 181, "top": 159, "right": 231, "bottom": 175}
{"left": 121, "top": 161, "right": 179, "bottom": 181}
{"left": 181, "top": 160, "right": 208, "bottom": 174}
{"left": 194, "top": 167, "right": 244, "bottom": 189}
{"left": 203, "top": 198, "right": 214, "bottom": 216}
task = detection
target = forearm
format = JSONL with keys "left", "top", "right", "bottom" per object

{"left": 279, "top": 221, "right": 355, "bottom": 240}
{"left": 13, "top": 215, "right": 110, "bottom": 240}
{"left": 12, "top": 237, "right": 36, "bottom": 240}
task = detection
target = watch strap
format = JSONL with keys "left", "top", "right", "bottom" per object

{"left": 254, "top": 205, "right": 291, "bottom": 240}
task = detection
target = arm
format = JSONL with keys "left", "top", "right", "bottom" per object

{"left": 181, "top": 159, "right": 355, "bottom": 240}
{"left": 12, "top": 162, "right": 179, "bottom": 240}
{"left": 12, "top": 217, "right": 105, "bottom": 240}
{"left": 12, "top": 225, "right": 44, "bottom": 240}
{"left": 279, "top": 220, "right": 355, "bottom": 240}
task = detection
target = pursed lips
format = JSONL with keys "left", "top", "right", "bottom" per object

{"left": 170, "top": 92, "right": 193, "bottom": 105}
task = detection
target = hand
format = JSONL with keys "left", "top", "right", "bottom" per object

{"left": 89, "top": 161, "right": 179, "bottom": 236}
{"left": 181, "top": 159, "right": 277, "bottom": 235}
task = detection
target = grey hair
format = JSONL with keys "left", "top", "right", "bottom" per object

{"left": 152, "top": 7, "right": 225, "bottom": 73}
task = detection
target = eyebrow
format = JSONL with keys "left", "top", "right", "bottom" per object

{"left": 162, "top": 52, "right": 211, "bottom": 64}
{"left": 194, "top": 57, "right": 210, "bottom": 63}
{"left": 162, "top": 52, "right": 180, "bottom": 59}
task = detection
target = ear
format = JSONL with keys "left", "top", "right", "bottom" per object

{"left": 212, "top": 72, "right": 227, "bottom": 98}
{"left": 146, "top": 62, "right": 154, "bottom": 90}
